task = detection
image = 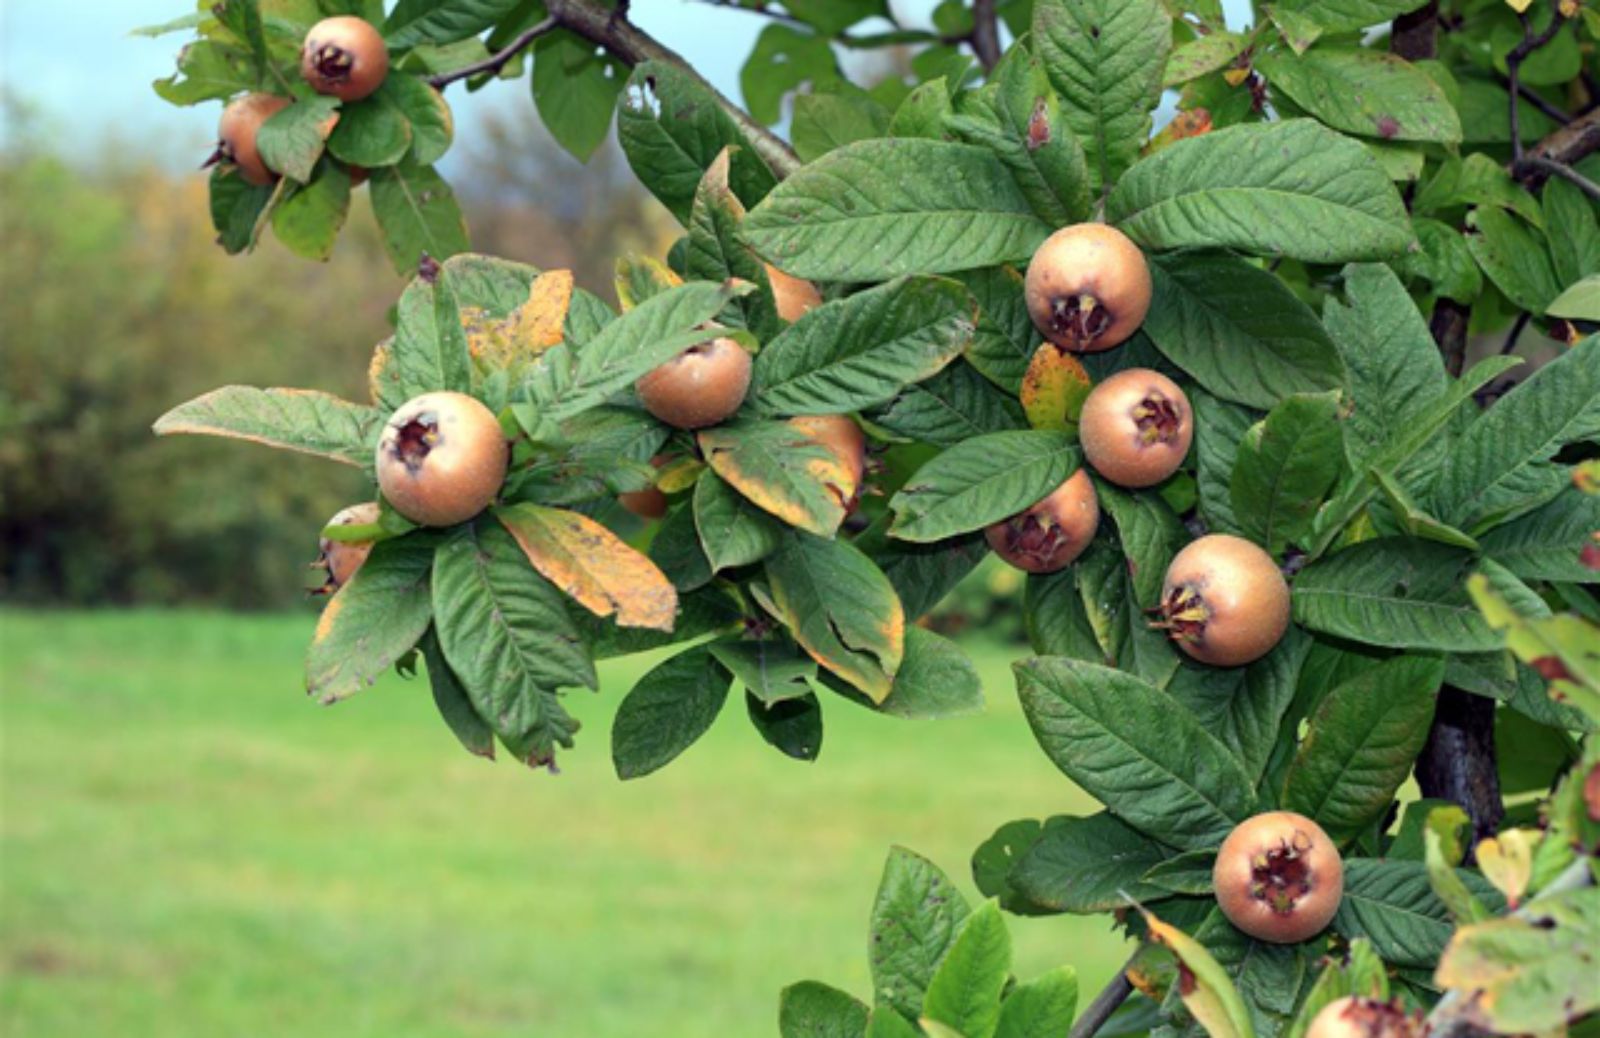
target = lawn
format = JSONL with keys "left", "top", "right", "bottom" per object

{"left": 0, "top": 610, "right": 1127, "bottom": 1037}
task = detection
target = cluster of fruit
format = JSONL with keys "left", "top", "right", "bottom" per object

{"left": 211, "top": 16, "right": 387, "bottom": 186}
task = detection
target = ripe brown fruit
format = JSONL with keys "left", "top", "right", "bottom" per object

{"left": 985, "top": 469, "right": 1099, "bottom": 574}
{"left": 1305, "top": 998, "right": 1422, "bottom": 1038}
{"left": 636, "top": 335, "right": 751, "bottom": 429}
{"left": 618, "top": 455, "right": 669, "bottom": 520}
{"left": 1024, "top": 224, "right": 1152, "bottom": 352}
{"left": 1079, "top": 368, "right": 1193, "bottom": 488}
{"left": 215, "top": 93, "right": 290, "bottom": 186}
{"left": 301, "top": 16, "right": 389, "bottom": 102}
{"left": 765, "top": 263, "right": 823, "bottom": 323}
{"left": 788, "top": 414, "right": 868, "bottom": 509}
{"left": 1158, "top": 534, "right": 1289, "bottom": 666}
{"left": 1214, "top": 811, "right": 1343, "bottom": 944}
{"left": 317, "top": 502, "right": 380, "bottom": 590}
{"left": 375, "top": 391, "right": 507, "bottom": 527}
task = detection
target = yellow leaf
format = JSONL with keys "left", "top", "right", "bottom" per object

{"left": 1476, "top": 829, "right": 1540, "bottom": 909}
{"left": 698, "top": 425, "right": 850, "bottom": 536}
{"left": 1020, "top": 345, "right": 1093, "bottom": 431}
{"left": 657, "top": 457, "right": 705, "bottom": 494}
{"left": 497, "top": 504, "right": 678, "bottom": 632}
{"left": 1505, "top": 0, "right": 1535, "bottom": 12}
{"left": 463, "top": 270, "right": 574, "bottom": 367}
{"left": 1142, "top": 911, "right": 1255, "bottom": 1038}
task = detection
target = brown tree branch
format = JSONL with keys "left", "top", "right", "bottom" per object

{"left": 1506, "top": 1, "right": 1570, "bottom": 164}
{"left": 427, "top": 17, "right": 557, "bottom": 87}
{"left": 429, "top": 0, "right": 801, "bottom": 179}
{"left": 971, "top": 0, "right": 1003, "bottom": 71}
{"left": 1516, "top": 107, "right": 1600, "bottom": 190}
{"left": 1416, "top": 688, "right": 1506, "bottom": 847}
{"left": 1068, "top": 954, "right": 1136, "bottom": 1038}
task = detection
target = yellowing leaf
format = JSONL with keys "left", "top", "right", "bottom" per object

{"left": 1476, "top": 829, "right": 1540, "bottom": 909}
{"left": 497, "top": 503, "right": 678, "bottom": 632}
{"left": 698, "top": 422, "right": 850, "bottom": 536}
{"left": 462, "top": 270, "right": 574, "bottom": 368}
{"left": 1142, "top": 910, "right": 1255, "bottom": 1038}
{"left": 1504, "top": 0, "right": 1535, "bottom": 12}
{"left": 1020, "top": 345, "right": 1092, "bottom": 431}
{"left": 615, "top": 254, "right": 683, "bottom": 311}
{"left": 657, "top": 456, "right": 705, "bottom": 494}
{"left": 1470, "top": 573, "right": 1600, "bottom": 725}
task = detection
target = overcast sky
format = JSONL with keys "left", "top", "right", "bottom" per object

{"left": 0, "top": 0, "right": 1250, "bottom": 164}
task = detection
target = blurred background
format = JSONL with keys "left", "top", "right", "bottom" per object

{"left": 0, "top": 1, "right": 1225, "bottom": 1033}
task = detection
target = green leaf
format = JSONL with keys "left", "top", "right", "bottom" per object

{"left": 889, "top": 78, "right": 952, "bottom": 140}
{"left": 1032, "top": 0, "right": 1170, "bottom": 195}
{"left": 1164, "top": 31, "right": 1249, "bottom": 87}
{"left": 1455, "top": 76, "right": 1559, "bottom": 145}
{"left": 385, "top": 75, "right": 454, "bottom": 165}
{"left": 328, "top": 87, "right": 413, "bottom": 168}
{"left": 610, "top": 645, "right": 732, "bottom": 779}
{"left": 778, "top": 981, "right": 870, "bottom": 1038}
{"left": 383, "top": 0, "right": 522, "bottom": 47}
{"left": 1479, "top": 489, "right": 1600, "bottom": 583}
{"left": 153, "top": 40, "right": 256, "bottom": 105}
{"left": 1413, "top": 154, "right": 1543, "bottom": 229}
{"left": 1334, "top": 858, "right": 1504, "bottom": 969}
{"left": 944, "top": 51, "right": 1092, "bottom": 227}
{"left": 1271, "top": 0, "right": 1434, "bottom": 33}
{"left": 742, "top": 23, "right": 842, "bottom": 127}
{"left": 699, "top": 421, "right": 850, "bottom": 537}
{"left": 745, "top": 690, "right": 824, "bottom": 760}
{"left": 791, "top": 92, "right": 890, "bottom": 163}
{"left": 618, "top": 61, "right": 778, "bottom": 224}
{"left": 1164, "top": 629, "right": 1309, "bottom": 786}
{"left": 1283, "top": 655, "right": 1443, "bottom": 842}
{"left": 751, "top": 276, "right": 975, "bottom": 416}
{"left": 1292, "top": 539, "right": 1501, "bottom": 652}
{"left": 1547, "top": 275, "right": 1600, "bottom": 322}
{"left": 1108, "top": 119, "right": 1414, "bottom": 263}
{"left": 305, "top": 534, "right": 435, "bottom": 702}
{"left": 1465, "top": 206, "right": 1562, "bottom": 314}
{"left": 1192, "top": 390, "right": 1254, "bottom": 536}
{"left": 431, "top": 522, "right": 589, "bottom": 767}
{"left": 865, "top": 1009, "right": 920, "bottom": 1038}
{"left": 1095, "top": 482, "right": 1186, "bottom": 609}
{"left": 558, "top": 280, "right": 752, "bottom": 416}
{"left": 1430, "top": 336, "right": 1600, "bottom": 529}
{"left": 872, "top": 626, "right": 984, "bottom": 719}
{"left": 1142, "top": 850, "right": 1217, "bottom": 895}
{"left": 869, "top": 847, "right": 972, "bottom": 1021}
{"left": 256, "top": 96, "right": 342, "bottom": 183}
{"left": 710, "top": 635, "right": 815, "bottom": 705}
{"left": 923, "top": 901, "right": 1011, "bottom": 1038}
{"left": 1543, "top": 179, "right": 1600, "bottom": 289}
{"left": 743, "top": 139, "right": 1051, "bottom": 282}
{"left": 856, "top": 518, "right": 988, "bottom": 622}
{"left": 1015, "top": 657, "right": 1256, "bottom": 849}
{"left": 649, "top": 502, "right": 713, "bottom": 593}
{"left": 1010, "top": 812, "right": 1170, "bottom": 912}
{"left": 1257, "top": 47, "right": 1460, "bottom": 143}
{"left": 419, "top": 628, "right": 494, "bottom": 758}
{"left": 1143, "top": 253, "right": 1345, "bottom": 410}
{"left": 955, "top": 266, "right": 1039, "bottom": 395}
{"left": 1143, "top": 910, "right": 1258, "bottom": 1038}
{"left": 993, "top": 966, "right": 1079, "bottom": 1038}
{"left": 1372, "top": 470, "right": 1481, "bottom": 550}
{"left": 871, "top": 361, "right": 1029, "bottom": 448}
{"left": 388, "top": 269, "right": 473, "bottom": 399}
{"left": 684, "top": 148, "right": 782, "bottom": 341}
{"left": 369, "top": 159, "right": 470, "bottom": 273}
{"left": 1396, "top": 217, "right": 1483, "bottom": 303}
{"left": 209, "top": 167, "right": 276, "bottom": 254}
{"left": 693, "top": 470, "right": 784, "bottom": 573}
{"left": 533, "top": 29, "right": 626, "bottom": 163}
{"left": 890, "top": 431, "right": 1078, "bottom": 543}
{"left": 1323, "top": 263, "right": 1450, "bottom": 477}
{"left": 763, "top": 531, "right": 904, "bottom": 703}
{"left": 153, "top": 386, "right": 381, "bottom": 467}
{"left": 271, "top": 160, "right": 353, "bottom": 261}
{"left": 1230, "top": 392, "right": 1345, "bottom": 553}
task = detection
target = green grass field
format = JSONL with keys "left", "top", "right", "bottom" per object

{"left": 0, "top": 610, "right": 1127, "bottom": 1036}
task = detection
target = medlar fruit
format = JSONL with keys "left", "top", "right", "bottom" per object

{"left": 1158, "top": 534, "right": 1289, "bottom": 667}
{"left": 301, "top": 16, "right": 389, "bottom": 102}
{"left": 214, "top": 93, "right": 290, "bottom": 187}
{"left": 985, "top": 469, "right": 1099, "bottom": 574}
{"left": 636, "top": 335, "right": 751, "bottom": 430}
{"left": 1078, "top": 368, "right": 1193, "bottom": 488}
{"left": 1214, "top": 811, "right": 1344, "bottom": 944}
{"left": 1024, "top": 223, "right": 1152, "bottom": 352}
{"left": 317, "top": 502, "right": 380, "bottom": 590}
{"left": 375, "top": 391, "right": 507, "bottom": 527}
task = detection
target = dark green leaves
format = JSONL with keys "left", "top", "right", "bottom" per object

{"left": 1230, "top": 392, "right": 1345, "bottom": 553}
{"left": 1009, "top": 812, "right": 1170, "bottom": 912}
{"left": 870, "top": 847, "right": 972, "bottom": 1021}
{"left": 1292, "top": 539, "right": 1500, "bottom": 652}
{"left": 890, "top": 431, "right": 1078, "bottom": 542}
{"left": 778, "top": 981, "right": 870, "bottom": 1038}
{"left": 1258, "top": 48, "right": 1461, "bottom": 143}
{"left": 1143, "top": 253, "right": 1345, "bottom": 410}
{"left": 369, "top": 160, "right": 470, "bottom": 273}
{"left": 1283, "top": 656, "right": 1443, "bottom": 842}
{"left": 383, "top": 0, "right": 522, "bottom": 48}
{"left": 152, "top": 386, "right": 382, "bottom": 467}
{"left": 1032, "top": 0, "right": 1170, "bottom": 195}
{"left": 751, "top": 277, "right": 975, "bottom": 416}
{"left": 744, "top": 139, "right": 1052, "bottom": 282}
{"left": 306, "top": 535, "right": 436, "bottom": 702}
{"left": 532, "top": 30, "right": 627, "bottom": 163}
{"left": 1335, "top": 859, "right": 1504, "bottom": 968}
{"left": 1108, "top": 120, "right": 1414, "bottom": 262}
{"left": 257, "top": 97, "right": 342, "bottom": 183}
{"left": 610, "top": 645, "right": 732, "bottom": 779}
{"left": 1015, "top": 657, "right": 1255, "bottom": 849}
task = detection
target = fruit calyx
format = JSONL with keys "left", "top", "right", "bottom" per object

{"left": 1132, "top": 392, "right": 1183, "bottom": 445}
{"left": 392, "top": 413, "right": 443, "bottom": 474}
{"left": 1248, "top": 829, "right": 1316, "bottom": 915}
{"left": 993, "top": 514, "right": 1073, "bottom": 571}
{"left": 1155, "top": 584, "right": 1210, "bottom": 644}
{"left": 1047, "top": 292, "right": 1113, "bottom": 348}
{"left": 308, "top": 43, "right": 356, "bottom": 84}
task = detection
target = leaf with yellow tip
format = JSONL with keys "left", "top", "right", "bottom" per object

{"left": 497, "top": 503, "right": 678, "bottom": 632}
{"left": 657, "top": 457, "right": 706, "bottom": 494}
{"left": 616, "top": 254, "right": 683, "bottom": 311}
{"left": 1469, "top": 573, "right": 1600, "bottom": 724}
{"left": 462, "top": 270, "right": 574, "bottom": 369}
{"left": 699, "top": 421, "right": 851, "bottom": 536}
{"left": 1141, "top": 908, "right": 1255, "bottom": 1038}
{"left": 1020, "top": 344, "right": 1092, "bottom": 431}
